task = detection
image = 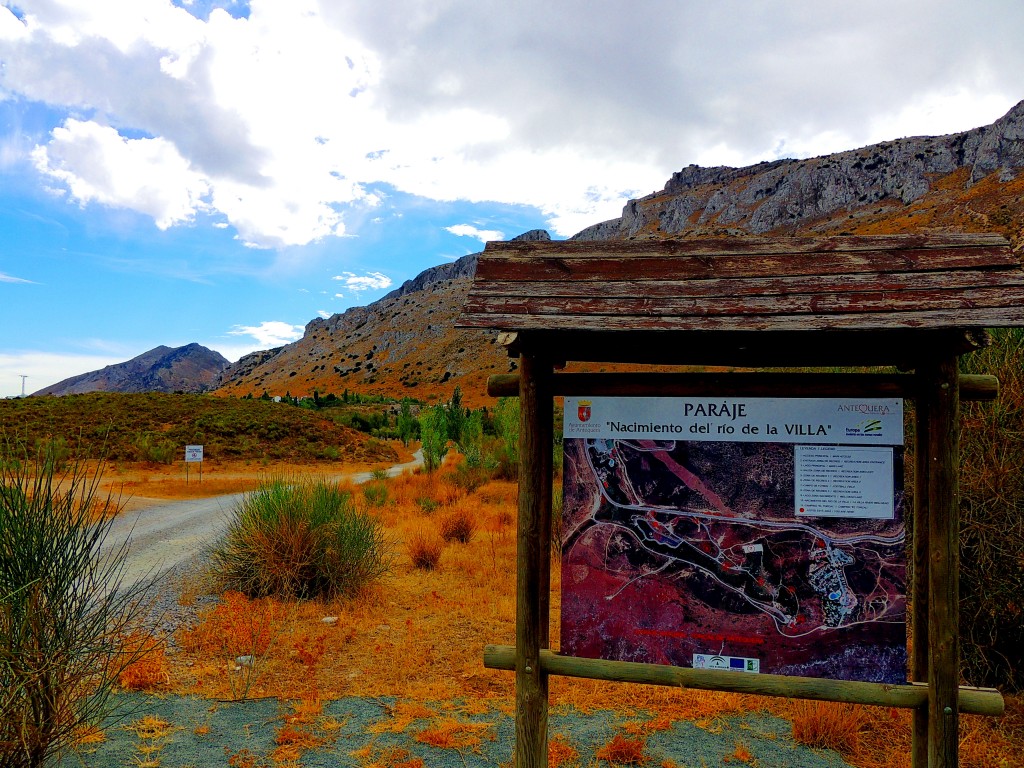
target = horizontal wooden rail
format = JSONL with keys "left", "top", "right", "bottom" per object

{"left": 486, "top": 372, "right": 998, "bottom": 401}
{"left": 483, "top": 645, "right": 1004, "bottom": 717}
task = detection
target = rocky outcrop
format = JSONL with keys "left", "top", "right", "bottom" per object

{"left": 572, "top": 100, "right": 1024, "bottom": 239}
{"left": 34, "top": 344, "right": 229, "bottom": 396}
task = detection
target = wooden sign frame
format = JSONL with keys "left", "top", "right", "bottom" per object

{"left": 457, "top": 235, "right": 1021, "bottom": 768}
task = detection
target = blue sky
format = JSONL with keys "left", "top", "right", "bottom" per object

{"left": 1, "top": 1, "right": 1022, "bottom": 397}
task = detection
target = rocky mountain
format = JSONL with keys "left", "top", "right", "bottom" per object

{"left": 34, "top": 344, "right": 230, "bottom": 396}
{"left": 216, "top": 231, "right": 554, "bottom": 406}
{"left": 218, "top": 103, "right": 1024, "bottom": 405}
{"left": 574, "top": 99, "right": 1024, "bottom": 241}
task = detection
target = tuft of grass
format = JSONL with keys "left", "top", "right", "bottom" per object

{"left": 595, "top": 733, "right": 647, "bottom": 765}
{"left": 210, "top": 477, "right": 391, "bottom": 600}
{"left": 407, "top": 530, "right": 445, "bottom": 570}
{"left": 789, "top": 700, "right": 865, "bottom": 756}
{"left": 548, "top": 734, "right": 579, "bottom": 768}
{"left": 439, "top": 508, "right": 476, "bottom": 544}
{"left": 414, "top": 717, "right": 493, "bottom": 750}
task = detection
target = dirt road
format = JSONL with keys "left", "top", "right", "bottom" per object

{"left": 102, "top": 451, "right": 423, "bottom": 587}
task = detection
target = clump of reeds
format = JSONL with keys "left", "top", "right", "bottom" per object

{"left": 210, "top": 476, "right": 390, "bottom": 599}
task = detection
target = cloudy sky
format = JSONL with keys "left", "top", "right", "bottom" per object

{"left": 1, "top": 0, "right": 1021, "bottom": 396}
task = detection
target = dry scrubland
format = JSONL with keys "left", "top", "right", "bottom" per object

{"left": 99, "top": 457, "right": 1022, "bottom": 768}
{"left": 4, "top": 359, "right": 1024, "bottom": 767}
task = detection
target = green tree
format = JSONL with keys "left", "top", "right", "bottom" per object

{"left": 444, "top": 386, "right": 467, "bottom": 445}
{"left": 458, "top": 409, "right": 485, "bottom": 468}
{"left": 491, "top": 396, "right": 520, "bottom": 478}
{"left": 420, "top": 405, "right": 449, "bottom": 473}
{"left": 397, "top": 398, "right": 417, "bottom": 447}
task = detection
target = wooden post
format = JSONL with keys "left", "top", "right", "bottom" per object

{"left": 924, "top": 355, "right": 961, "bottom": 768}
{"left": 515, "top": 352, "right": 553, "bottom": 768}
{"left": 912, "top": 384, "right": 931, "bottom": 768}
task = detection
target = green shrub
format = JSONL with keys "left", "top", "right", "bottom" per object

{"left": 0, "top": 444, "right": 156, "bottom": 768}
{"left": 133, "top": 432, "right": 176, "bottom": 464}
{"left": 415, "top": 496, "right": 440, "bottom": 515}
{"left": 210, "top": 477, "right": 390, "bottom": 600}
{"left": 490, "top": 397, "right": 520, "bottom": 479}
{"left": 362, "top": 482, "right": 389, "bottom": 508}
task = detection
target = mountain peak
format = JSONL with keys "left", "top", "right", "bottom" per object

{"left": 34, "top": 344, "right": 229, "bottom": 396}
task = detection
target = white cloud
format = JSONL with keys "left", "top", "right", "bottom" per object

{"left": 317, "top": 310, "right": 330, "bottom": 319}
{"left": 1, "top": 0, "right": 1022, "bottom": 244}
{"left": 332, "top": 271, "right": 392, "bottom": 292}
{"left": 226, "top": 320, "right": 304, "bottom": 346}
{"left": 445, "top": 224, "right": 504, "bottom": 243}
{"left": 0, "top": 271, "right": 35, "bottom": 283}
{"left": 32, "top": 119, "right": 210, "bottom": 229}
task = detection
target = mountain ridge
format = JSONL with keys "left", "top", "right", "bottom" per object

{"left": 573, "top": 99, "right": 1024, "bottom": 240}
{"left": 34, "top": 343, "right": 229, "bottom": 396}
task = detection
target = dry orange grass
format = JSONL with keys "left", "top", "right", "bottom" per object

{"left": 413, "top": 716, "right": 494, "bottom": 751}
{"left": 117, "top": 632, "right": 171, "bottom": 691}
{"left": 595, "top": 733, "right": 647, "bottom": 765}
{"left": 406, "top": 528, "right": 445, "bottom": 570}
{"left": 548, "top": 734, "right": 580, "bottom": 768}
{"left": 161, "top": 463, "right": 1024, "bottom": 768}
{"left": 105, "top": 455, "right": 403, "bottom": 507}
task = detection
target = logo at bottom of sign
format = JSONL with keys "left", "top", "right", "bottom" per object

{"left": 693, "top": 654, "right": 760, "bottom": 673}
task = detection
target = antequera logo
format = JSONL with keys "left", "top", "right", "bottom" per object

{"left": 577, "top": 400, "right": 592, "bottom": 423}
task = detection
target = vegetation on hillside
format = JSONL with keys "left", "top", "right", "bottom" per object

{"left": 0, "top": 392, "right": 396, "bottom": 465}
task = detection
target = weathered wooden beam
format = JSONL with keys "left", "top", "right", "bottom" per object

{"left": 923, "top": 356, "right": 961, "bottom": 768}
{"left": 514, "top": 353, "right": 553, "bottom": 768}
{"left": 470, "top": 270, "right": 1024, "bottom": 301}
{"left": 483, "top": 646, "right": 1004, "bottom": 717}
{"left": 464, "top": 285, "right": 1024, "bottom": 319}
{"left": 482, "top": 233, "right": 1010, "bottom": 258}
{"left": 486, "top": 372, "right": 998, "bottom": 401}
{"left": 458, "top": 306, "right": 1024, "bottom": 333}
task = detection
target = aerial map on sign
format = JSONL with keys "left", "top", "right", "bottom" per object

{"left": 560, "top": 397, "right": 907, "bottom": 684}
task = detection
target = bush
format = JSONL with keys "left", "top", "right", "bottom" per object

{"left": 0, "top": 444, "right": 156, "bottom": 768}
{"left": 210, "top": 477, "right": 390, "bottom": 599}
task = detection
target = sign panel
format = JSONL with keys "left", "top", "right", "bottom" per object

{"left": 560, "top": 396, "right": 906, "bottom": 684}
{"left": 184, "top": 444, "right": 204, "bottom": 463}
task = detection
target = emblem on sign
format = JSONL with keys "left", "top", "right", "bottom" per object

{"left": 578, "top": 400, "right": 592, "bottom": 422}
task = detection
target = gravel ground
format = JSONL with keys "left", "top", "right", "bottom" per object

{"left": 66, "top": 693, "right": 854, "bottom": 768}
